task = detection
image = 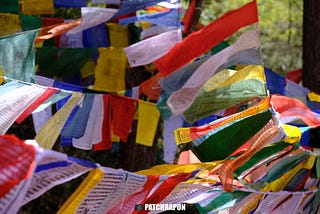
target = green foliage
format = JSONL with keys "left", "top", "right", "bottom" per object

{"left": 200, "top": 0, "right": 303, "bottom": 73}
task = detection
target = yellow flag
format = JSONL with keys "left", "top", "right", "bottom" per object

{"left": 204, "top": 65, "right": 266, "bottom": 92}
{"left": 22, "top": 0, "right": 54, "bottom": 15}
{"left": 308, "top": 92, "right": 320, "bottom": 102}
{"left": 263, "top": 154, "right": 315, "bottom": 192}
{"left": 93, "top": 47, "right": 126, "bottom": 92}
{"left": 57, "top": 168, "right": 104, "bottom": 214}
{"left": 0, "top": 67, "right": 3, "bottom": 84}
{"left": 136, "top": 100, "right": 160, "bottom": 146}
{"left": 35, "top": 92, "right": 83, "bottom": 149}
{"left": 80, "top": 59, "right": 96, "bottom": 78}
{"left": 282, "top": 124, "right": 301, "bottom": 144}
{"left": 136, "top": 161, "right": 221, "bottom": 175}
{"left": 106, "top": 23, "right": 129, "bottom": 48}
{"left": 0, "top": 13, "right": 20, "bottom": 36}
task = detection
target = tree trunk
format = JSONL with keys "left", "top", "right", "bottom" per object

{"left": 303, "top": 0, "right": 320, "bottom": 93}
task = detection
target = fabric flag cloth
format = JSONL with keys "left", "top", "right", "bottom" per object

{"left": 22, "top": 0, "right": 54, "bottom": 15}
{"left": 83, "top": 23, "right": 110, "bottom": 48}
{"left": 20, "top": 14, "right": 42, "bottom": 31}
{"left": 0, "top": 81, "right": 24, "bottom": 96}
{"left": 111, "top": 95, "right": 137, "bottom": 142}
{"left": 35, "top": 19, "right": 82, "bottom": 44}
{"left": 154, "top": 0, "right": 259, "bottom": 76}
{"left": 93, "top": 94, "right": 113, "bottom": 151}
{"left": 92, "top": 0, "right": 120, "bottom": 4}
{"left": 61, "top": 94, "right": 95, "bottom": 138}
{"left": 286, "top": 68, "right": 302, "bottom": 83}
{"left": 35, "top": 92, "right": 83, "bottom": 149}
{"left": 191, "top": 110, "right": 273, "bottom": 162}
{"left": 22, "top": 147, "right": 97, "bottom": 206}
{"left": 113, "top": 0, "right": 171, "bottom": 18}
{"left": 106, "top": 23, "right": 129, "bottom": 48}
{"left": 136, "top": 100, "right": 160, "bottom": 146}
{"left": 124, "top": 29, "right": 182, "bottom": 68}
{"left": 167, "top": 29, "right": 261, "bottom": 116}
{"left": 16, "top": 87, "right": 59, "bottom": 124}
{"left": 174, "top": 97, "right": 270, "bottom": 145}
{"left": 93, "top": 47, "right": 127, "bottom": 92}
{"left": 140, "top": 72, "right": 164, "bottom": 101}
{"left": 218, "top": 126, "right": 280, "bottom": 192}
{"left": 285, "top": 79, "right": 310, "bottom": 100}
{"left": 0, "top": 0, "right": 19, "bottom": 13}
{"left": 0, "top": 13, "right": 21, "bottom": 36}
{"left": 0, "top": 135, "right": 36, "bottom": 200}
{"left": 163, "top": 114, "right": 184, "bottom": 163}
{"left": 54, "top": 0, "right": 86, "bottom": 8}
{"left": 72, "top": 94, "right": 104, "bottom": 150}
{"left": 119, "top": 8, "right": 180, "bottom": 27}
{"left": 183, "top": 65, "right": 267, "bottom": 123}
{"left": 271, "top": 94, "right": 320, "bottom": 128}
{"left": 140, "top": 25, "right": 178, "bottom": 40}
{"left": 0, "top": 30, "right": 38, "bottom": 82}
{"left": 58, "top": 167, "right": 148, "bottom": 214}
{"left": 264, "top": 67, "right": 286, "bottom": 95}
{"left": 67, "top": 8, "right": 118, "bottom": 35}
{"left": 0, "top": 84, "right": 46, "bottom": 134}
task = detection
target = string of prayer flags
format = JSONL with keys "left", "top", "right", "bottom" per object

{"left": 124, "top": 29, "right": 182, "bottom": 68}
{"left": 183, "top": 65, "right": 267, "bottom": 122}
{"left": 93, "top": 47, "right": 126, "bottom": 92}
{"left": 22, "top": 0, "right": 54, "bottom": 15}
{"left": 20, "top": 14, "right": 42, "bottom": 31}
{"left": 191, "top": 110, "right": 273, "bottom": 162}
{"left": 0, "top": 0, "right": 19, "bottom": 13}
{"left": 174, "top": 97, "right": 270, "bottom": 145}
{"left": 140, "top": 72, "right": 164, "bottom": 101}
{"left": 154, "top": 0, "right": 259, "bottom": 76}
{"left": 0, "top": 30, "right": 38, "bottom": 82}
{"left": 22, "top": 147, "right": 98, "bottom": 206}
{"left": 54, "top": 0, "right": 86, "bottom": 8}
{"left": 72, "top": 94, "right": 104, "bottom": 150}
{"left": 0, "top": 13, "right": 21, "bottom": 36}
{"left": 271, "top": 94, "right": 320, "bottom": 127}
{"left": 285, "top": 79, "right": 310, "bottom": 100}
{"left": 218, "top": 126, "right": 280, "bottom": 192}
{"left": 0, "top": 84, "right": 46, "bottom": 134}
{"left": 167, "top": 29, "right": 261, "bottom": 116}
{"left": 35, "top": 92, "right": 83, "bottom": 149}
{"left": 67, "top": 8, "right": 118, "bottom": 35}
{"left": 58, "top": 167, "right": 148, "bottom": 213}
{"left": 136, "top": 100, "right": 160, "bottom": 147}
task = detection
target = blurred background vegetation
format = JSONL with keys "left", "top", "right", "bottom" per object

{"left": 197, "top": 0, "right": 303, "bottom": 74}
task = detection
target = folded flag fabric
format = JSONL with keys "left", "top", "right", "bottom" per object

{"left": 124, "top": 29, "right": 182, "bottom": 68}
{"left": 167, "top": 29, "right": 261, "bottom": 116}
{"left": 67, "top": 8, "right": 118, "bottom": 35}
{"left": 271, "top": 94, "right": 320, "bottom": 127}
{"left": 183, "top": 65, "right": 267, "bottom": 122}
{"left": 154, "top": 0, "right": 259, "bottom": 76}
{"left": 174, "top": 97, "right": 270, "bottom": 145}
{"left": 191, "top": 109, "right": 273, "bottom": 162}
